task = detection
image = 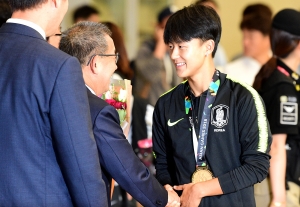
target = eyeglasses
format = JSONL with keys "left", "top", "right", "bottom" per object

{"left": 86, "top": 52, "right": 119, "bottom": 66}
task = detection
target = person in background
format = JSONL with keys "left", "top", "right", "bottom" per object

{"left": 59, "top": 21, "right": 180, "bottom": 207}
{"left": 103, "top": 22, "right": 134, "bottom": 80}
{"left": 223, "top": 3, "right": 272, "bottom": 85}
{"left": 152, "top": 4, "right": 271, "bottom": 207}
{"left": 73, "top": 5, "right": 100, "bottom": 23}
{"left": 195, "top": 0, "right": 227, "bottom": 68}
{"left": 133, "top": 5, "right": 182, "bottom": 106}
{"left": 0, "top": 0, "right": 107, "bottom": 206}
{"left": 253, "top": 9, "right": 300, "bottom": 207}
{"left": 0, "top": 0, "right": 12, "bottom": 27}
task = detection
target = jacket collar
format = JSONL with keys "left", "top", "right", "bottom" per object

{"left": 183, "top": 69, "right": 226, "bottom": 95}
{"left": 6, "top": 18, "right": 45, "bottom": 39}
{"left": 0, "top": 22, "right": 45, "bottom": 41}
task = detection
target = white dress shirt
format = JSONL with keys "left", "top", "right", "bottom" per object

{"left": 7, "top": 18, "right": 46, "bottom": 39}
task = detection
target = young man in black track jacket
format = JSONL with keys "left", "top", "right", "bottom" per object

{"left": 152, "top": 4, "right": 272, "bottom": 207}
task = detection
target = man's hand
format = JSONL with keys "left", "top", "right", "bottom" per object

{"left": 174, "top": 178, "right": 223, "bottom": 207}
{"left": 164, "top": 184, "right": 180, "bottom": 207}
{"left": 174, "top": 183, "right": 201, "bottom": 207}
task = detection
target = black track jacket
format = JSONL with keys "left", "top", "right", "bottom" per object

{"left": 153, "top": 71, "right": 272, "bottom": 207}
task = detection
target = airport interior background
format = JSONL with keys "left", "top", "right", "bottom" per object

{"left": 62, "top": 0, "right": 300, "bottom": 62}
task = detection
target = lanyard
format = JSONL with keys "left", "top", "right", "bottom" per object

{"left": 185, "top": 70, "right": 220, "bottom": 167}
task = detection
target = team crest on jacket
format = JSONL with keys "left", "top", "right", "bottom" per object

{"left": 211, "top": 104, "right": 229, "bottom": 128}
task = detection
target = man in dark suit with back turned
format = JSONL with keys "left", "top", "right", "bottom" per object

{"left": 0, "top": 0, "right": 108, "bottom": 206}
{"left": 59, "top": 21, "right": 180, "bottom": 207}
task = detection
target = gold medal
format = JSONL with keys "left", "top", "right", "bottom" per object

{"left": 191, "top": 166, "right": 213, "bottom": 183}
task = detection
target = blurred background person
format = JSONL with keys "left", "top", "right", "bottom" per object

{"left": 253, "top": 9, "right": 300, "bottom": 207}
{"left": 223, "top": 3, "right": 272, "bottom": 85}
{"left": 195, "top": 0, "right": 228, "bottom": 68}
{"left": 133, "top": 5, "right": 182, "bottom": 106}
{"left": 73, "top": 5, "right": 100, "bottom": 23}
{"left": 103, "top": 22, "right": 134, "bottom": 80}
{"left": 0, "top": 0, "right": 12, "bottom": 27}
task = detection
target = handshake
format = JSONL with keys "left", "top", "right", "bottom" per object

{"left": 165, "top": 183, "right": 202, "bottom": 207}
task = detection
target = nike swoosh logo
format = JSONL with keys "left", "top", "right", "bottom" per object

{"left": 168, "top": 118, "right": 184, "bottom": 127}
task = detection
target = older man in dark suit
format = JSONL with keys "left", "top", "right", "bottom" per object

{"left": 0, "top": 0, "right": 107, "bottom": 206}
{"left": 59, "top": 21, "right": 180, "bottom": 207}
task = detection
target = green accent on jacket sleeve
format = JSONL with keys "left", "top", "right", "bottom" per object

{"left": 227, "top": 75, "right": 269, "bottom": 153}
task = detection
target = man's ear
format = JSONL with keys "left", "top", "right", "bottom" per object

{"left": 89, "top": 56, "right": 98, "bottom": 74}
{"left": 52, "top": 0, "right": 64, "bottom": 8}
{"left": 206, "top": 39, "right": 215, "bottom": 56}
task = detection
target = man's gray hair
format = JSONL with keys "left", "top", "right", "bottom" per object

{"left": 59, "top": 21, "right": 112, "bottom": 65}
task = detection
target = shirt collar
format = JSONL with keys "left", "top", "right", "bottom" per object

{"left": 6, "top": 18, "right": 46, "bottom": 39}
{"left": 86, "top": 84, "right": 96, "bottom": 95}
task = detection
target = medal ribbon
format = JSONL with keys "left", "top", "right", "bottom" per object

{"left": 185, "top": 70, "right": 220, "bottom": 167}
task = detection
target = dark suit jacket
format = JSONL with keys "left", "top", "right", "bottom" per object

{"left": 87, "top": 90, "right": 167, "bottom": 207}
{"left": 0, "top": 23, "right": 107, "bottom": 207}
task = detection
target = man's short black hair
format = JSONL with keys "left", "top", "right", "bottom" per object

{"left": 0, "top": 0, "right": 12, "bottom": 26}
{"left": 6, "top": 0, "right": 47, "bottom": 12}
{"left": 164, "top": 4, "right": 221, "bottom": 57}
{"left": 73, "top": 5, "right": 100, "bottom": 23}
